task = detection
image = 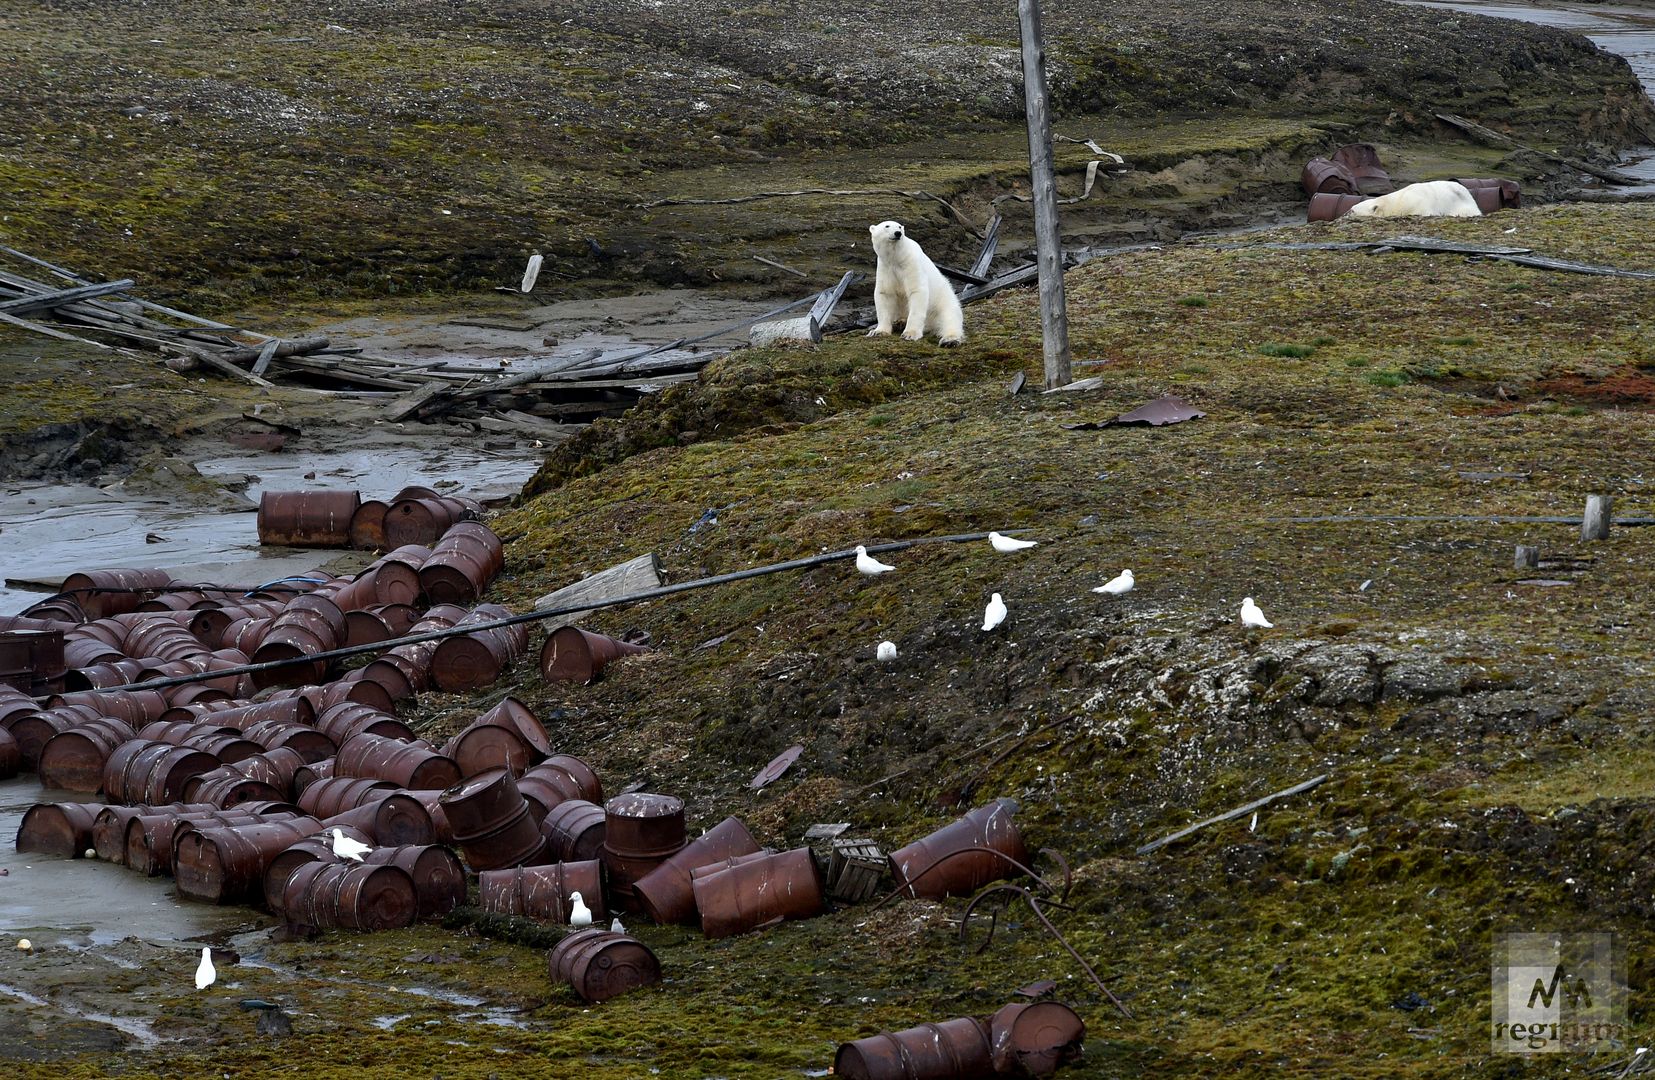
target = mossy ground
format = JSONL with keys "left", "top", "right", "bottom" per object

{"left": 15, "top": 202, "right": 1648, "bottom": 1078}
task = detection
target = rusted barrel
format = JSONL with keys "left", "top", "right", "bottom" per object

{"left": 987, "top": 1001, "right": 1086, "bottom": 1077}
{"left": 186, "top": 770, "right": 286, "bottom": 809}
{"left": 10, "top": 704, "right": 104, "bottom": 769}
{"left": 834, "top": 1017, "right": 995, "bottom": 1080}
{"left": 336, "top": 732, "right": 460, "bottom": 791}
{"left": 0, "top": 726, "right": 18, "bottom": 780}
{"left": 384, "top": 496, "right": 480, "bottom": 549}
{"left": 16, "top": 802, "right": 101, "bottom": 857}
{"left": 210, "top": 747, "right": 307, "bottom": 797}
{"left": 263, "top": 828, "right": 368, "bottom": 912}
{"left": 101, "top": 740, "right": 227, "bottom": 806}
{"left": 37, "top": 718, "right": 139, "bottom": 792}
{"left": 418, "top": 521, "right": 503, "bottom": 605}
{"left": 92, "top": 803, "right": 192, "bottom": 864}
{"left": 241, "top": 719, "right": 336, "bottom": 763}
{"left": 137, "top": 720, "right": 262, "bottom": 762}
{"left": 315, "top": 703, "right": 415, "bottom": 746}
{"left": 479, "top": 861, "right": 605, "bottom": 924}
{"left": 163, "top": 682, "right": 234, "bottom": 709}
{"left": 687, "top": 851, "right": 772, "bottom": 884}
{"left": 1330, "top": 141, "right": 1392, "bottom": 194}
{"left": 540, "top": 626, "right": 649, "bottom": 685}
{"left": 1301, "top": 157, "right": 1357, "bottom": 196}
{"left": 1307, "top": 192, "right": 1371, "bottom": 222}
{"left": 51, "top": 689, "right": 168, "bottom": 726}
{"left": 889, "top": 799, "right": 1029, "bottom": 901}
{"left": 292, "top": 757, "right": 335, "bottom": 795}
{"left": 162, "top": 697, "right": 313, "bottom": 729}
{"left": 173, "top": 815, "right": 321, "bottom": 903}
{"left": 63, "top": 657, "right": 144, "bottom": 688}
{"left": 343, "top": 657, "right": 417, "bottom": 704}
{"left": 278, "top": 859, "right": 419, "bottom": 931}
{"left": 547, "top": 928, "right": 662, "bottom": 1003}
{"left": 430, "top": 604, "right": 527, "bottom": 691}
{"left": 128, "top": 805, "right": 301, "bottom": 877}
{"left": 1455, "top": 177, "right": 1520, "bottom": 209}
{"left": 251, "top": 594, "right": 347, "bottom": 689}
{"left": 602, "top": 793, "right": 686, "bottom": 913}
{"left": 540, "top": 799, "right": 607, "bottom": 862}
{"left": 402, "top": 788, "right": 455, "bottom": 843}
{"left": 58, "top": 568, "right": 172, "bottom": 619}
{"left": 634, "top": 817, "right": 763, "bottom": 926}
{"left": 528, "top": 753, "right": 601, "bottom": 804}
{"left": 441, "top": 696, "right": 551, "bottom": 779}
{"left": 692, "top": 847, "right": 825, "bottom": 939}
{"left": 363, "top": 845, "right": 467, "bottom": 919}
{"left": 321, "top": 793, "right": 436, "bottom": 847}
{"left": 439, "top": 768, "right": 544, "bottom": 872}
{"left": 298, "top": 775, "right": 397, "bottom": 818}
{"left": 358, "top": 604, "right": 467, "bottom": 694}
{"left": 19, "top": 596, "right": 87, "bottom": 624}
{"left": 258, "top": 490, "right": 362, "bottom": 547}
{"left": 274, "top": 678, "right": 397, "bottom": 718}
{"left": 0, "top": 687, "right": 38, "bottom": 726}
{"left": 344, "top": 604, "right": 419, "bottom": 647}
{"left": 349, "top": 500, "right": 390, "bottom": 552}
{"left": 371, "top": 545, "right": 432, "bottom": 606}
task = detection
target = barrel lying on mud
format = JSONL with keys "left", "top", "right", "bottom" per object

{"left": 888, "top": 799, "right": 1029, "bottom": 901}
{"left": 102, "top": 740, "right": 223, "bottom": 806}
{"left": 36, "top": 717, "right": 138, "bottom": 792}
{"left": 633, "top": 816, "right": 762, "bottom": 926}
{"left": 547, "top": 928, "right": 661, "bottom": 1003}
{"left": 439, "top": 768, "right": 544, "bottom": 871}
{"left": 364, "top": 845, "right": 468, "bottom": 919}
{"left": 833, "top": 1017, "right": 995, "bottom": 1080}
{"left": 691, "top": 847, "right": 825, "bottom": 939}
{"left": 335, "top": 732, "right": 460, "bottom": 791}
{"left": 173, "top": 816, "right": 321, "bottom": 903}
{"left": 441, "top": 697, "right": 551, "bottom": 779}
{"left": 16, "top": 802, "right": 101, "bottom": 857}
{"left": 479, "top": 861, "right": 605, "bottom": 924}
{"left": 58, "top": 568, "right": 172, "bottom": 619}
{"left": 278, "top": 860, "right": 419, "bottom": 931}
{"left": 987, "top": 1001, "right": 1086, "bottom": 1077}
{"left": 130, "top": 805, "right": 302, "bottom": 877}
{"left": 257, "top": 490, "right": 362, "bottom": 547}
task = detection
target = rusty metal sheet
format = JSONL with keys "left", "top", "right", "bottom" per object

{"left": 750, "top": 744, "right": 803, "bottom": 790}
{"left": 1063, "top": 395, "right": 1206, "bottom": 431}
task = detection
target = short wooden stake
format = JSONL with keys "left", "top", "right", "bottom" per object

{"left": 1513, "top": 544, "right": 1539, "bottom": 570}
{"left": 1581, "top": 495, "right": 1612, "bottom": 541}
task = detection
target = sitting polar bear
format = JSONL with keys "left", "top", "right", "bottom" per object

{"left": 867, "top": 220, "right": 965, "bottom": 346}
{"left": 1346, "top": 180, "right": 1482, "bottom": 219}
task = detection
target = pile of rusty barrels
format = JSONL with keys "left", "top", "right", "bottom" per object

{"left": 1301, "top": 143, "right": 1520, "bottom": 221}
{"left": 835, "top": 1000, "right": 1086, "bottom": 1080}
{"left": 256, "top": 486, "right": 484, "bottom": 552}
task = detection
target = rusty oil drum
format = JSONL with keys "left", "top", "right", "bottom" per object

{"left": 130, "top": 805, "right": 301, "bottom": 877}
{"left": 478, "top": 860, "right": 604, "bottom": 924}
{"left": 91, "top": 802, "right": 215, "bottom": 866}
{"left": 52, "top": 689, "right": 167, "bottom": 726}
{"left": 439, "top": 767, "right": 544, "bottom": 871}
{"left": 257, "top": 490, "right": 362, "bottom": 547}
{"left": 315, "top": 703, "right": 415, "bottom": 746}
{"left": 349, "top": 500, "right": 390, "bottom": 552}
{"left": 8, "top": 704, "right": 102, "bottom": 769}
{"left": 417, "top": 521, "right": 502, "bottom": 605}
{"left": 692, "top": 847, "right": 825, "bottom": 939}
{"left": 987, "top": 1001, "right": 1086, "bottom": 1076}
{"left": 335, "top": 732, "right": 460, "bottom": 791}
{"left": 263, "top": 827, "right": 371, "bottom": 912}
{"left": 601, "top": 792, "right": 685, "bottom": 912}
{"left": 0, "top": 726, "right": 19, "bottom": 780}
{"left": 297, "top": 775, "right": 397, "bottom": 818}
{"left": 36, "top": 717, "right": 138, "bottom": 792}
{"left": 279, "top": 859, "right": 419, "bottom": 931}
{"left": 834, "top": 1017, "right": 995, "bottom": 1080}
{"left": 547, "top": 928, "right": 662, "bottom": 1003}
{"left": 430, "top": 604, "right": 526, "bottom": 692}
{"left": 370, "top": 545, "right": 432, "bottom": 606}
{"left": 1307, "top": 192, "right": 1370, "bottom": 222}
{"left": 441, "top": 696, "right": 550, "bottom": 779}
{"left": 15, "top": 802, "right": 101, "bottom": 857}
{"left": 633, "top": 816, "right": 763, "bottom": 926}
{"left": 539, "top": 798, "right": 607, "bottom": 862}
{"left": 173, "top": 815, "right": 321, "bottom": 903}
{"left": 889, "top": 799, "right": 1029, "bottom": 901}
{"left": 518, "top": 753, "right": 603, "bottom": 816}
{"left": 58, "top": 568, "right": 172, "bottom": 619}
{"left": 320, "top": 793, "right": 436, "bottom": 847}
{"left": 539, "top": 626, "right": 648, "bottom": 685}
{"left": 1301, "top": 157, "right": 1357, "bottom": 196}
{"left": 101, "top": 739, "right": 223, "bottom": 806}
{"left": 364, "top": 844, "right": 468, "bottom": 919}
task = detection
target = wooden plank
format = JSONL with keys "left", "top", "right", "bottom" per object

{"left": 250, "top": 338, "right": 281, "bottom": 377}
{"left": 753, "top": 255, "right": 807, "bottom": 278}
{"left": 0, "top": 278, "right": 135, "bottom": 314}
{"left": 937, "top": 264, "right": 990, "bottom": 286}
{"left": 0, "top": 308, "right": 112, "bottom": 347}
{"left": 1137, "top": 774, "right": 1331, "bottom": 854}
{"left": 533, "top": 553, "right": 664, "bottom": 616}
{"left": 0, "top": 245, "right": 267, "bottom": 335}
{"left": 808, "top": 271, "right": 858, "bottom": 327}
{"left": 968, "top": 214, "right": 1003, "bottom": 279}
{"left": 174, "top": 346, "right": 275, "bottom": 388}
{"left": 220, "top": 335, "right": 330, "bottom": 364}
{"left": 383, "top": 381, "right": 448, "bottom": 422}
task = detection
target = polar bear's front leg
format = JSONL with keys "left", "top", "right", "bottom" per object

{"left": 868, "top": 286, "right": 898, "bottom": 337}
{"left": 901, "top": 284, "right": 930, "bottom": 341}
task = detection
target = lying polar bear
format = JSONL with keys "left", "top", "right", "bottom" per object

{"left": 1346, "top": 180, "right": 1482, "bottom": 219}
{"left": 867, "top": 220, "right": 965, "bottom": 346}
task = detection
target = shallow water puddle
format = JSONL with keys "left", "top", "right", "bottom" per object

{"left": 0, "top": 980, "right": 164, "bottom": 1047}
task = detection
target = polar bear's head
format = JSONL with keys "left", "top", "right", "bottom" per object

{"left": 869, "top": 220, "right": 906, "bottom": 251}
{"left": 1344, "top": 198, "right": 1378, "bottom": 218}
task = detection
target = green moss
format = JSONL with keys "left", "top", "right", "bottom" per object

{"left": 1259, "top": 343, "right": 1316, "bottom": 358}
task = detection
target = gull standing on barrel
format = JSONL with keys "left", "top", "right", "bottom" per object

{"left": 988, "top": 531, "right": 1037, "bottom": 552}
{"left": 330, "top": 829, "right": 372, "bottom": 862}
{"left": 855, "top": 546, "right": 896, "bottom": 575}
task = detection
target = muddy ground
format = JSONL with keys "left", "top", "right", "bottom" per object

{"left": 3, "top": 0, "right": 1655, "bottom": 1078}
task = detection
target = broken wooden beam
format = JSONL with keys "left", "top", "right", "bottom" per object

{"left": 1137, "top": 774, "right": 1331, "bottom": 854}
{"left": 0, "top": 278, "right": 136, "bottom": 315}
{"left": 969, "top": 214, "right": 1004, "bottom": 279}
{"left": 533, "top": 553, "right": 664, "bottom": 618}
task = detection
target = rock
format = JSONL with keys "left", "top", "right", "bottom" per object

{"left": 1381, "top": 657, "right": 1465, "bottom": 701}
{"left": 256, "top": 1008, "right": 293, "bottom": 1037}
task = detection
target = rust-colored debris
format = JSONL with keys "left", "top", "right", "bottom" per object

{"left": 835, "top": 1002, "right": 1086, "bottom": 1080}
{"left": 1307, "top": 192, "right": 1373, "bottom": 222}
{"left": 749, "top": 744, "right": 803, "bottom": 790}
{"left": 539, "top": 625, "right": 649, "bottom": 685}
{"left": 1063, "top": 395, "right": 1206, "bottom": 431}
{"left": 257, "top": 490, "right": 362, "bottom": 548}
{"left": 1330, "top": 143, "right": 1393, "bottom": 195}
{"left": 889, "top": 799, "right": 1030, "bottom": 901}
{"left": 480, "top": 860, "right": 606, "bottom": 923}
{"left": 692, "top": 846, "right": 826, "bottom": 939}
{"left": 439, "top": 767, "right": 546, "bottom": 871}
{"left": 633, "top": 816, "right": 762, "bottom": 925}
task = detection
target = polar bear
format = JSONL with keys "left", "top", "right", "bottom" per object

{"left": 1345, "top": 180, "right": 1482, "bottom": 219}
{"left": 867, "top": 220, "right": 965, "bottom": 346}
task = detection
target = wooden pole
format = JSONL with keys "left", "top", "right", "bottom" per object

{"left": 1016, "top": 0, "right": 1072, "bottom": 389}
{"left": 1581, "top": 495, "right": 1612, "bottom": 541}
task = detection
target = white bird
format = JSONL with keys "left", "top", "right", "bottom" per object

{"left": 875, "top": 640, "right": 898, "bottom": 663}
{"left": 988, "top": 531, "right": 1037, "bottom": 552}
{"left": 982, "top": 593, "right": 1007, "bottom": 632}
{"left": 855, "top": 545, "right": 895, "bottom": 575}
{"left": 330, "top": 828, "right": 372, "bottom": 862}
{"left": 195, "top": 946, "right": 216, "bottom": 990}
{"left": 610, "top": 917, "right": 625, "bottom": 934}
{"left": 1093, "top": 569, "right": 1134, "bottom": 596}
{"left": 16, "top": 938, "right": 32, "bottom": 953}
{"left": 569, "top": 891, "right": 594, "bottom": 928}
{"left": 1240, "top": 597, "right": 1273, "bottom": 629}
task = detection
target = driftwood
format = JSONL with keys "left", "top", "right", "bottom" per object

{"left": 1213, "top": 236, "right": 1655, "bottom": 280}
{"left": 753, "top": 255, "right": 807, "bottom": 278}
{"left": 1137, "top": 774, "right": 1331, "bottom": 855}
{"left": 808, "top": 271, "right": 857, "bottom": 327}
{"left": 1435, "top": 113, "right": 1640, "bottom": 185}
{"left": 636, "top": 188, "right": 984, "bottom": 238}
{"left": 0, "top": 278, "right": 135, "bottom": 315}
{"left": 968, "top": 214, "right": 1003, "bottom": 279}
{"left": 533, "top": 553, "right": 665, "bottom": 621}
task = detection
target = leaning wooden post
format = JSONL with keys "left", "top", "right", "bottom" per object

{"left": 1581, "top": 495, "right": 1612, "bottom": 541}
{"left": 1015, "top": 0, "right": 1072, "bottom": 389}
